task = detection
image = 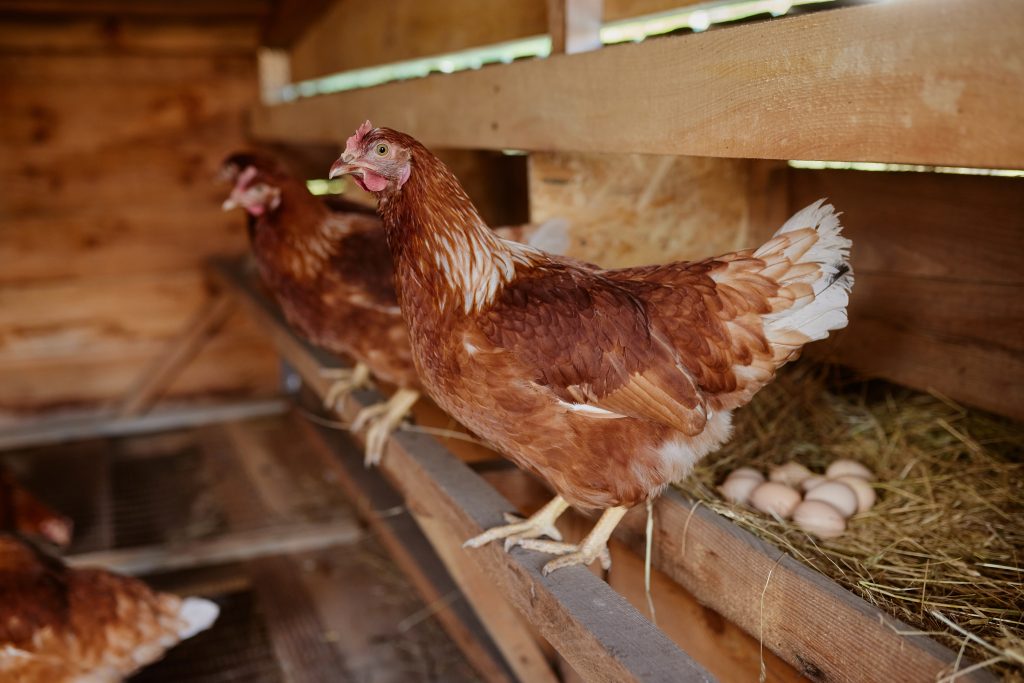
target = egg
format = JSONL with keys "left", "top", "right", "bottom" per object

{"left": 730, "top": 467, "right": 765, "bottom": 483}
{"left": 804, "top": 480, "right": 859, "bottom": 518}
{"left": 749, "top": 482, "right": 801, "bottom": 519}
{"left": 834, "top": 475, "right": 877, "bottom": 513}
{"left": 801, "top": 475, "right": 827, "bottom": 492}
{"left": 719, "top": 475, "right": 762, "bottom": 505}
{"left": 793, "top": 500, "right": 846, "bottom": 539}
{"left": 768, "top": 461, "right": 813, "bottom": 487}
{"left": 825, "top": 459, "right": 874, "bottom": 481}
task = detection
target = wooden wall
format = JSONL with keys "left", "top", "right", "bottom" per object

{"left": 0, "top": 13, "right": 279, "bottom": 423}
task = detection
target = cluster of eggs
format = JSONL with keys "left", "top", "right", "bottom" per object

{"left": 718, "top": 459, "right": 876, "bottom": 538}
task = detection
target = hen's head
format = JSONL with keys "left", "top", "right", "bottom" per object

{"left": 328, "top": 121, "right": 414, "bottom": 194}
{"left": 221, "top": 164, "right": 283, "bottom": 217}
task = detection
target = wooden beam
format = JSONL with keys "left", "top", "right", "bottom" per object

{"left": 217, "top": 256, "right": 996, "bottom": 682}
{"left": 0, "top": 399, "right": 288, "bottom": 451}
{"left": 288, "top": 0, "right": 549, "bottom": 82}
{"left": 295, "top": 409, "right": 531, "bottom": 683}
{"left": 255, "top": 0, "right": 1024, "bottom": 168}
{"left": 66, "top": 519, "right": 361, "bottom": 575}
{"left": 116, "top": 293, "right": 237, "bottom": 417}
{"left": 0, "top": 0, "right": 271, "bottom": 18}
{"left": 214, "top": 258, "right": 713, "bottom": 683}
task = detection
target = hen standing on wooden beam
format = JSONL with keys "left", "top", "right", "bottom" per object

{"left": 222, "top": 152, "right": 572, "bottom": 467}
{"left": 330, "top": 121, "right": 853, "bottom": 574}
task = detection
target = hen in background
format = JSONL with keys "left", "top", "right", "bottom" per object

{"left": 330, "top": 122, "right": 853, "bottom": 573}
{"left": 222, "top": 152, "right": 571, "bottom": 465}
{"left": 0, "top": 465, "right": 72, "bottom": 548}
{"left": 0, "top": 533, "right": 218, "bottom": 682}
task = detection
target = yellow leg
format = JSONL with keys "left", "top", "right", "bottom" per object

{"left": 516, "top": 506, "right": 629, "bottom": 575}
{"left": 350, "top": 388, "right": 420, "bottom": 467}
{"left": 321, "top": 363, "right": 371, "bottom": 411}
{"left": 463, "top": 495, "right": 569, "bottom": 550}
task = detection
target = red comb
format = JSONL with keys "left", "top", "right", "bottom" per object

{"left": 345, "top": 120, "right": 373, "bottom": 155}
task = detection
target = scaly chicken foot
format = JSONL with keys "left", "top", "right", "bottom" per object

{"left": 320, "top": 363, "right": 371, "bottom": 411}
{"left": 515, "top": 506, "right": 629, "bottom": 575}
{"left": 463, "top": 495, "right": 569, "bottom": 550}
{"left": 350, "top": 388, "right": 420, "bottom": 467}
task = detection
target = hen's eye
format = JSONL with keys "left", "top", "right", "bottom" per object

{"left": 375, "top": 144, "right": 389, "bottom": 156}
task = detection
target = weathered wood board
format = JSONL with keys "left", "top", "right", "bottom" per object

{"left": 789, "top": 168, "right": 1024, "bottom": 420}
{"left": 0, "top": 28, "right": 278, "bottom": 420}
{"left": 257, "top": 0, "right": 1024, "bottom": 168}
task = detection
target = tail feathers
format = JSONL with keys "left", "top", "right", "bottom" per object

{"left": 176, "top": 597, "right": 220, "bottom": 640}
{"left": 761, "top": 199, "right": 853, "bottom": 347}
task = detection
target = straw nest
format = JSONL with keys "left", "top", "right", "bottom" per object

{"left": 673, "top": 364, "right": 1023, "bottom": 680}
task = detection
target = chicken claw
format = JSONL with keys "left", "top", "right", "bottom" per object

{"left": 518, "top": 506, "right": 628, "bottom": 575}
{"left": 350, "top": 388, "right": 420, "bottom": 467}
{"left": 321, "top": 363, "right": 371, "bottom": 411}
{"left": 463, "top": 496, "right": 569, "bottom": 550}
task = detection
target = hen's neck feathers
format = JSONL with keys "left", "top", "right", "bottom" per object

{"left": 379, "top": 143, "right": 536, "bottom": 314}
{"left": 256, "top": 179, "right": 348, "bottom": 278}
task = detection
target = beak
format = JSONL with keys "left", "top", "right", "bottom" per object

{"left": 222, "top": 197, "right": 238, "bottom": 211}
{"left": 329, "top": 154, "right": 358, "bottom": 180}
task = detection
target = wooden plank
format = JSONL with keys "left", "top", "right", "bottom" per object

{"left": 288, "top": 0, "right": 549, "bottom": 81}
{"left": 0, "top": 0, "right": 270, "bottom": 18}
{"left": 788, "top": 168, "right": 1024, "bottom": 419}
{"left": 256, "top": 0, "right": 1024, "bottom": 168}
{"left": 260, "top": 0, "right": 335, "bottom": 49}
{"left": 611, "top": 490, "right": 996, "bottom": 683}
{"left": 66, "top": 519, "right": 362, "bottom": 575}
{"left": 0, "top": 400, "right": 288, "bottom": 451}
{"left": 479, "top": 466, "right": 805, "bottom": 683}
{"left": 220, "top": 258, "right": 994, "bottom": 683}
{"left": 295, "top": 410, "right": 524, "bottom": 683}
{"left": 216, "top": 259, "right": 713, "bottom": 682}
{"left": 0, "top": 17, "right": 261, "bottom": 55}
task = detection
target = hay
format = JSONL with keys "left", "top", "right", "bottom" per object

{"left": 673, "top": 364, "right": 1024, "bottom": 679}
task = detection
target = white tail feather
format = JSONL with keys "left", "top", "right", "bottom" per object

{"left": 176, "top": 597, "right": 220, "bottom": 640}
{"left": 763, "top": 199, "right": 853, "bottom": 344}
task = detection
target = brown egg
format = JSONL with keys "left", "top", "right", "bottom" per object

{"left": 801, "top": 475, "right": 827, "bottom": 492}
{"left": 793, "top": 500, "right": 846, "bottom": 539}
{"left": 804, "top": 480, "right": 859, "bottom": 518}
{"left": 731, "top": 467, "right": 765, "bottom": 483}
{"left": 719, "top": 474, "right": 762, "bottom": 505}
{"left": 834, "top": 475, "right": 877, "bottom": 513}
{"left": 769, "top": 462, "right": 813, "bottom": 487}
{"left": 749, "top": 482, "right": 801, "bottom": 519}
{"left": 825, "top": 459, "right": 874, "bottom": 481}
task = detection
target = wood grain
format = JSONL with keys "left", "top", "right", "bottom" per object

{"left": 0, "top": 28, "right": 276, "bottom": 419}
{"left": 288, "top": 0, "right": 549, "bottom": 81}
{"left": 790, "top": 168, "right": 1024, "bottom": 419}
{"left": 257, "top": 0, "right": 1024, "bottom": 168}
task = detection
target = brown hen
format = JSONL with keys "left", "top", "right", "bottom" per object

{"left": 0, "top": 533, "right": 218, "bottom": 682}
{"left": 0, "top": 466, "right": 72, "bottom": 548}
{"left": 330, "top": 123, "right": 853, "bottom": 573}
{"left": 222, "top": 152, "right": 570, "bottom": 465}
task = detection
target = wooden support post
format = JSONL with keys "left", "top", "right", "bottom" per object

{"left": 548, "top": 0, "right": 603, "bottom": 55}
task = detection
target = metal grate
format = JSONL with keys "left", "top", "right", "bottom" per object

{"left": 129, "top": 590, "right": 284, "bottom": 683}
